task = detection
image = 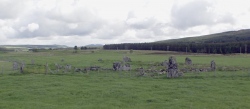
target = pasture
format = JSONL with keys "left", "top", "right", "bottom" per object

{"left": 0, "top": 49, "right": 250, "bottom": 109}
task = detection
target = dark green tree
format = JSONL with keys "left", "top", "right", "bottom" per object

{"left": 74, "top": 46, "right": 78, "bottom": 53}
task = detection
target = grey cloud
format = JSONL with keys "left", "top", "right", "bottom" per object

{"left": 11, "top": 7, "right": 104, "bottom": 38}
{"left": 1, "top": 0, "right": 240, "bottom": 45}
{"left": 47, "top": 7, "right": 97, "bottom": 23}
{"left": 170, "top": 0, "right": 236, "bottom": 30}
{"left": 0, "top": 0, "right": 27, "bottom": 19}
{"left": 171, "top": 0, "right": 215, "bottom": 30}
{"left": 126, "top": 17, "right": 157, "bottom": 29}
{"left": 150, "top": 23, "right": 168, "bottom": 36}
{"left": 126, "top": 11, "right": 136, "bottom": 19}
{"left": 125, "top": 11, "right": 169, "bottom": 39}
{"left": 135, "top": 29, "right": 155, "bottom": 39}
{"left": 93, "top": 21, "right": 127, "bottom": 39}
{"left": 217, "top": 13, "right": 235, "bottom": 24}
{"left": 1, "top": 0, "right": 212, "bottom": 42}
{"left": 126, "top": 11, "right": 159, "bottom": 30}
{"left": 134, "top": 24, "right": 166, "bottom": 39}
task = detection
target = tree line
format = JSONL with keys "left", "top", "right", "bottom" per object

{"left": 103, "top": 42, "right": 250, "bottom": 54}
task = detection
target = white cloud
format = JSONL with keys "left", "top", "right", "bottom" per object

{"left": 1, "top": 26, "right": 16, "bottom": 37}
{"left": 0, "top": 0, "right": 249, "bottom": 46}
{"left": 19, "top": 27, "right": 26, "bottom": 32}
{"left": 68, "top": 23, "right": 78, "bottom": 29}
{"left": 27, "top": 23, "right": 39, "bottom": 32}
{"left": 126, "top": 17, "right": 157, "bottom": 29}
{"left": 0, "top": 1, "right": 27, "bottom": 19}
{"left": 170, "top": 0, "right": 235, "bottom": 30}
{"left": 92, "top": 20, "right": 127, "bottom": 39}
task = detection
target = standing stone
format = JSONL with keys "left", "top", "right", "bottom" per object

{"left": 64, "top": 64, "right": 71, "bottom": 72}
{"left": 185, "top": 57, "right": 192, "bottom": 65}
{"left": 137, "top": 67, "right": 145, "bottom": 76}
{"left": 162, "top": 60, "right": 168, "bottom": 68}
{"left": 210, "top": 60, "right": 216, "bottom": 71}
{"left": 55, "top": 63, "right": 60, "bottom": 72}
{"left": 20, "top": 62, "right": 25, "bottom": 73}
{"left": 113, "top": 62, "right": 122, "bottom": 71}
{"left": 98, "top": 58, "right": 103, "bottom": 62}
{"left": 22, "top": 62, "right": 25, "bottom": 67}
{"left": 123, "top": 56, "right": 131, "bottom": 62}
{"left": 31, "top": 59, "right": 35, "bottom": 65}
{"left": 130, "top": 49, "right": 133, "bottom": 54}
{"left": 13, "top": 61, "right": 19, "bottom": 70}
{"left": 45, "top": 63, "right": 48, "bottom": 74}
{"left": 167, "top": 56, "right": 182, "bottom": 78}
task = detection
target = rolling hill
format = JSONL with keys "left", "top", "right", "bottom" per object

{"left": 84, "top": 44, "right": 103, "bottom": 48}
{"left": 156, "top": 29, "right": 250, "bottom": 44}
{"left": 104, "top": 29, "right": 250, "bottom": 54}
{"left": 0, "top": 45, "right": 68, "bottom": 49}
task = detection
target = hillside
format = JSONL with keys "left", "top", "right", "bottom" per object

{"left": 156, "top": 29, "right": 250, "bottom": 44}
{"left": 104, "top": 29, "right": 250, "bottom": 54}
{"left": 84, "top": 44, "right": 103, "bottom": 48}
{"left": 0, "top": 45, "right": 68, "bottom": 49}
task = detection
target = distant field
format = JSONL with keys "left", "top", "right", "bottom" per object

{"left": 0, "top": 50, "right": 250, "bottom": 109}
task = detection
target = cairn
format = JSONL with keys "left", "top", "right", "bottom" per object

{"left": 89, "top": 66, "right": 100, "bottom": 71}
{"left": 113, "top": 62, "right": 131, "bottom": 71}
{"left": 122, "top": 63, "right": 131, "bottom": 71}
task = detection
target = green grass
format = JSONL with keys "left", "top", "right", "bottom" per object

{"left": 1, "top": 74, "right": 250, "bottom": 109}
{"left": 1, "top": 50, "right": 250, "bottom": 109}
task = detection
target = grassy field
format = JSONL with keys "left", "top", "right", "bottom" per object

{"left": 1, "top": 50, "right": 250, "bottom": 109}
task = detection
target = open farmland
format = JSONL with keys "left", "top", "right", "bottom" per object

{"left": 1, "top": 50, "right": 250, "bottom": 109}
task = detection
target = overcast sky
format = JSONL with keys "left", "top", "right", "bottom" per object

{"left": 0, "top": 0, "right": 250, "bottom": 46}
